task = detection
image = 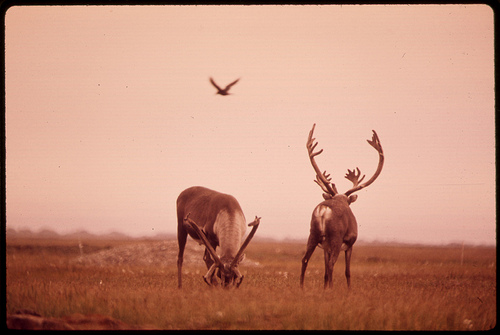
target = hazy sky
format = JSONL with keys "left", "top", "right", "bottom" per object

{"left": 5, "top": 5, "right": 495, "bottom": 245}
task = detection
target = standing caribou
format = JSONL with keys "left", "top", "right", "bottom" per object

{"left": 300, "top": 124, "right": 384, "bottom": 289}
{"left": 176, "top": 186, "right": 260, "bottom": 288}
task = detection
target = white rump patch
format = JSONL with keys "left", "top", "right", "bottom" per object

{"left": 313, "top": 205, "right": 333, "bottom": 237}
{"left": 314, "top": 205, "right": 333, "bottom": 219}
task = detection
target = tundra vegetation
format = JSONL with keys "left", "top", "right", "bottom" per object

{"left": 6, "top": 236, "right": 496, "bottom": 330}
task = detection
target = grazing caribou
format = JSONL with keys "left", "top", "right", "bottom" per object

{"left": 176, "top": 186, "right": 260, "bottom": 288}
{"left": 300, "top": 124, "right": 384, "bottom": 289}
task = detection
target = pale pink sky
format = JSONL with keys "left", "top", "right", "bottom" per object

{"left": 5, "top": 5, "right": 495, "bottom": 245}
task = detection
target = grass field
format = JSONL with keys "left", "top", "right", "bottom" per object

{"left": 5, "top": 237, "right": 496, "bottom": 330}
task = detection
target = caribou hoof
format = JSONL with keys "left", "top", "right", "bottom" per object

{"left": 236, "top": 276, "right": 244, "bottom": 288}
{"left": 203, "top": 277, "right": 212, "bottom": 286}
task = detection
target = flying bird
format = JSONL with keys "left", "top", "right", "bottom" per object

{"left": 209, "top": 77, "right": 240, "bottom": 96}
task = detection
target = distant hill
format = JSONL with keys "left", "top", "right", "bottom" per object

{"left": 5, "top": 228, "right": 493, "bottom": 248}
{"left": 5, "top": 228, "right": 176, "bottom": 241}
{"left": 5, "top": 227, "right": 289, "bottom": 243}
{"left": 6, "top": 228, "right": 61, "bottom": 240}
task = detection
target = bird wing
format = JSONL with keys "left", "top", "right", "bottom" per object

{"left": 224, "top": 78, "right": 240, "bottom": 90}
{"left": 209, "top": 77, "right": 222, "bottom": 91}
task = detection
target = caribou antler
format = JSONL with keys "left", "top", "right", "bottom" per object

{"left": 344, "top": 130, "right": 384, "bottom": 196}
{"left": 345, "top": 167, "right": 365, "bottom": 189}
{"left": 314, "top": 171, "right": 332, "bottom": 193}
{"left": 306, "top": 124, "right": 338, "bottom": 196}
{"left": 184, "top": 213, "right": 221, "bottom": 262}
{"left": 230, "top": 216, "right": 261, "bottom": 269}
{"left": 184, "top": 213, "right": 226, "bottom": 285}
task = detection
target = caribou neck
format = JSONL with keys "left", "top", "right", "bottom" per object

{"left": 213, "top": 209, "right": 246, "bottom": 263}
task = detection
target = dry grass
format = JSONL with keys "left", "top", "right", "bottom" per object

{"left": 6, "top": 237, "right": 496, "bottom": 330}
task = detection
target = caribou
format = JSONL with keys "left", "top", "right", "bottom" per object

{"left": 300, "top": 124, "right": 384, "bottom": 289}
{"left": 176, "top": 186, "right": 260, "bottom": 288}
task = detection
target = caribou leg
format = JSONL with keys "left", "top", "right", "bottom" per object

{"left": 233, "top": 267, "right": 244, "bottom": 288}
{"left": 344, "top": 246, "right": 353, "bottom": 288}
{"left": 323, "top": 248, "right": 334, "bottom": 289}
{"left": 202, "top": 248, "right": 218, "bottom": 285}
{"left": 203, "top": 263, "right": 218, "bottom": 286}
{"left": 203, "top": 248, "right": 214, "bottom": 269}
{"left": 300, "top": 234, "right": 319, "bottom": 288}
{"left": 324, "top": 242, "right": 342, "bottom": 289}
{"left": 176, "top": 219, "right": 188, "bottom": 289}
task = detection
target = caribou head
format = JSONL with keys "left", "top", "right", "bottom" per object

{"left": 184, "top": 213, "right": 260, "bottom": 287}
